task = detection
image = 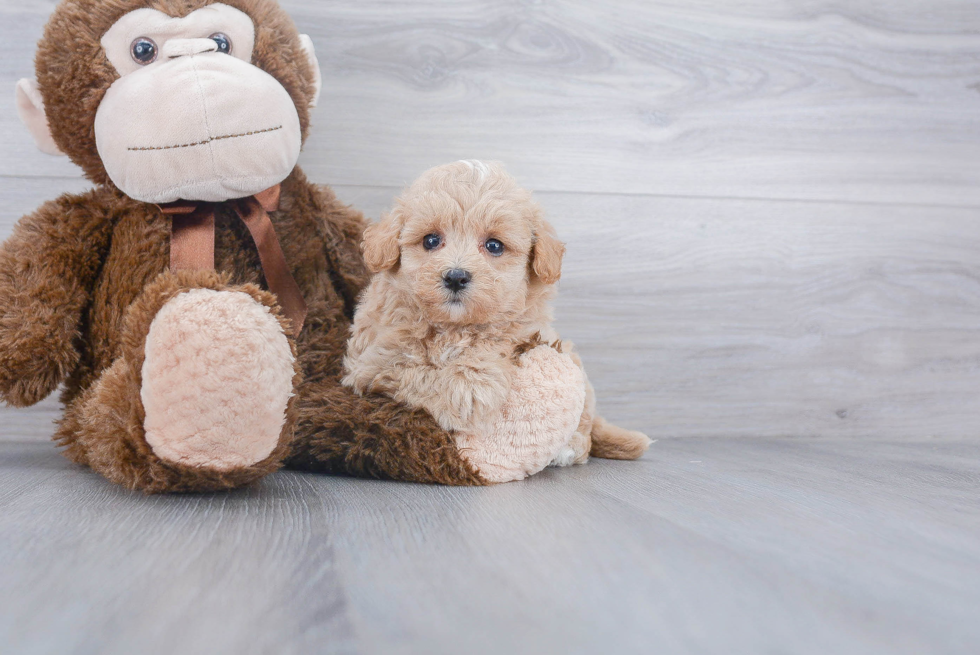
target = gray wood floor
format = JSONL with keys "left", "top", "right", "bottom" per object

{"left": 2, "top": 438, "right": 978, "bottom": 655}
{"left": 1, "top": 1, "right": 980, "bottom": 653}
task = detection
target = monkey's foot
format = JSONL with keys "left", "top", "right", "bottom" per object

{"left": 455, "top": 345, "right": 586, "bottom": 483}
{"left": 141, "top": 288, "right": 296, "bottom": 471}
{"left": 56, "top": 271, "right": 297, "bottom": 492}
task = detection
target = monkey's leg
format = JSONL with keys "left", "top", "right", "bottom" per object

{"left": 56, "top": 271, "right": 299, "bottom": 493}
{"left": 286, "top": 379, "right": 488, "bottom": 486}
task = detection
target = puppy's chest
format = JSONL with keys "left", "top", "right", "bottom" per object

{"left": 420, "top": 332, "right": 510, "bottom": 367}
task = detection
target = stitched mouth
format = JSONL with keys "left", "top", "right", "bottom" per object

{"left": 128, "top": 125, "right": 284, "bottom": 152}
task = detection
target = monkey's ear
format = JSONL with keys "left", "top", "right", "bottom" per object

{"left": 298, "top": 35, "right": 322, "bottom": 109}
{"left": 14, "top": 79, "right": 64, "bottom": 157}
{"left": 362, "top": 211, "right": 404, "bottom": 273}
{"left": 530, "top": 216, "right": 565, "bottom": 285}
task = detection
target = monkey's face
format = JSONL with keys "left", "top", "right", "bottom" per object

{"left": 17, "top": 0, "right": 321, "bottom": 204}
{"left": 95, "top": 5, "right": 302, "bottom": 203}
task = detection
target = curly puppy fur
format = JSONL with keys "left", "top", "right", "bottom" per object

{"left": 0, "top": 0, "right": 486, "bottom": 492}
{"left": 343, "top": 160, "right": 651, "bottom": 463}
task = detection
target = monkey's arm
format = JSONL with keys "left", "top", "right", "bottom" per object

{"left": 0, "top": 191, "right": 112, "bottom": 406}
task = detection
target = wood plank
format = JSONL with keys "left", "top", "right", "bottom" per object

{"left": 1, "top": 439, "right": 977, "bottom": 654}
{"left": 2, "top": 1, "right": 979, "bottom": 204}
{"left": 4, "top": 183, "right": 980, "bottom": 441}
{"left": 0, "top": 396, "right": 61, "bottom": 443}
{"left": 319, "top": 438, "right": 980, "bottom": 655}
{"left": 0, "top": 442, "right": 359, "bottom": 655}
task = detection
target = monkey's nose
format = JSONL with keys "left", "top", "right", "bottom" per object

{"left": 442, "top": 268, "right": 472, "bottom": 293}
{"left": 161, "top": 38, "right": 219, "bottom": 59}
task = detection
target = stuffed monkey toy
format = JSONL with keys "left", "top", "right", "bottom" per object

{"left": 0, "top": 0, "right": 588, "bottom": 492}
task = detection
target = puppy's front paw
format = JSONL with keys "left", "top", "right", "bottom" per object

{"left": 553, "top": 428, "right": 590, "bottom": 467}
{"left": 548, "top": 445, "right": 577, "bottom": 468}
{"left": 431, "top": 402, "right": 471, "bottom": 433}
{"left": 432, "top": 364, "right": 512, "bottom": 432}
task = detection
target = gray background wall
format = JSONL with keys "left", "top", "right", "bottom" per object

{"left": 2, "top": 0, "right": 979, "bottom": 442}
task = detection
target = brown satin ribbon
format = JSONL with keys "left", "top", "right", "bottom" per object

{"left": 158, "top": 184, "right": 308, "bottom": 336}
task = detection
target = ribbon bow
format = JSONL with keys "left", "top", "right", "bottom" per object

{"left": 158, "top": 185, "right": 308, "bottom": 336}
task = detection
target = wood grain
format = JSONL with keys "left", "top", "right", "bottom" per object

{"left": 1, "top": 439, "right": 977, "bottom": 654}
{"left": 0, "top": 443, "right": 359, "bottom": 655}
{"left": 2, "top": 1, "right": 980, "bottom": 204}
{"left": 294, "top": 0, "right": 980, "bottom": 205}
{"left": 545, "top": 194, "right": 980, "bottom": 439}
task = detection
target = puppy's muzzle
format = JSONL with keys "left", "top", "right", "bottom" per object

{"left": 443, "top": 268, "right": 472, "bottom": 293}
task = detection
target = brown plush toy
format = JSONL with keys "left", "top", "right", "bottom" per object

{"left": 0, "top": 0, "right": 560, "bottom": 492}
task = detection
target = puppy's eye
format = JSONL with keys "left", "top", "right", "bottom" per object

{"left": 423, "top": 234, "right": 442, "bottom": 251}
{"left": 131, "top": 37, "right": 158, "bottom": 65}
{"left": 209, "top": 33, "right": 232, "bottom": 54}
{"left": 485, "top": 238, "right": 505, "bottom": 256}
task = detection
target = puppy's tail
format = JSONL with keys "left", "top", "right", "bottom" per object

{"left": 589, "top": 416, "right": 652, "bottom": 460}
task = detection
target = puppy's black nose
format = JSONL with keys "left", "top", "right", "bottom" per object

{"left": 443, "top": 268, "right": 472, "bottom": 292}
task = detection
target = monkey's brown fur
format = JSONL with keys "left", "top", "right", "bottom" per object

{"left": 0, "top": 0, "right": 486, "bottom": 491}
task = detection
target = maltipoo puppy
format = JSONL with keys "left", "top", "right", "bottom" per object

{"left": 342, "top": 160, "right": 650, "bottom": 479}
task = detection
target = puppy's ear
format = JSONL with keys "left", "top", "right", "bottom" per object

{"left": 530, "top": 216, "right": 565, "bottom": 285}
{"left": 362, "top": 210, "right": 404, "bottom": 273}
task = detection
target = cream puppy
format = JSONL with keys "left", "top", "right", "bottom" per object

{"left": 343, "top": 161, "right": 650, "bottom": 479}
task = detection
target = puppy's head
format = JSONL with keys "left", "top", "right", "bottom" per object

{"left": 363, "top": 160, "right": 564, "bottom": 325}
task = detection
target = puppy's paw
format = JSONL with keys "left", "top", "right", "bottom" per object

{"left": 568, "top": 428, "right": 591, "bottom": 465}
{"left": 431, "top": 403, "right": 471, "bottom": 433}
{"left": 548, "top": 445, "right": 578, "bottom": 468}
{"left": 432, "top": 363, "right": 512, "bottom": 432}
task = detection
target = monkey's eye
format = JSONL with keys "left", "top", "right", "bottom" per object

{"left": 485, "top": 238, "right": 505, "bottom": 256}
{"left": 209, "top": 33, "right": 232, "bottom": 54}
{"left": 130, "top": 38, "right": 158, "bottom": 65}
{"left": 423, "top": 234, "right": 442, "bottom": 251}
